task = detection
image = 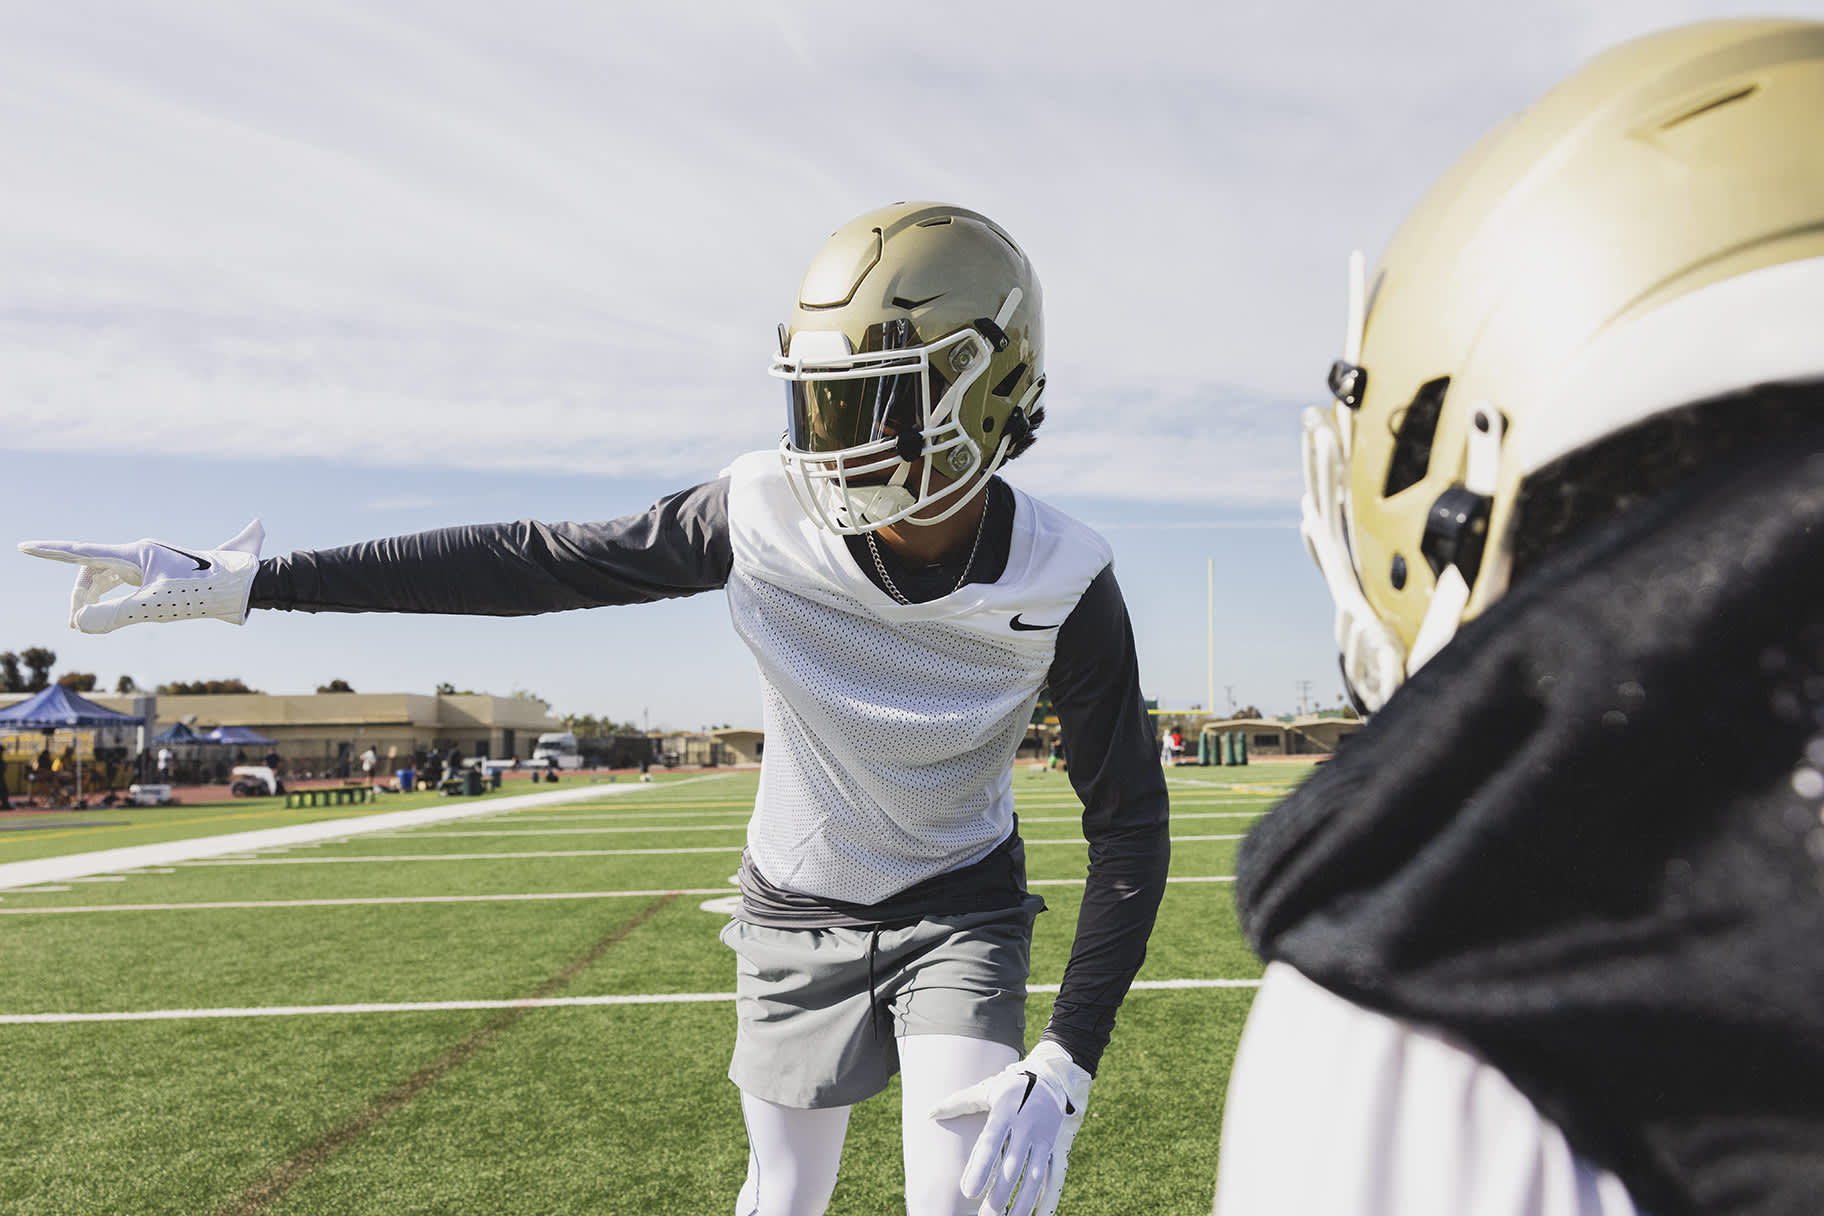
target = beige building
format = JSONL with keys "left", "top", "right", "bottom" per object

{"left": 1, "top": 690, "right": 563, "bottom": 779}
{"left": 711, "top": 728, "right": 765, "bottom": 766}
{"left": 152, "top": 691, "right": 565, "bottom": 776}
{"left": 1200, "top": 713, "right": 1364, "bottom": 759}
{"left": 655, "top": 730, "right": 737, "bottom": 768}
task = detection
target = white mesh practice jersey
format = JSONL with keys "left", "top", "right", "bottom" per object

{"left": 722, "top": 450, "right": 1112, "bottom": 905}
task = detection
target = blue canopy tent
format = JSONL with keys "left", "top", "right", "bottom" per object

{"left": 150, "top": 721, "right": 208, "bottom": 745}
{"left": 148, "top": 720, "right": 224, "bottom": 785}
{"left": 203, "top": 725, "right": 277, "bottom": 747}
{"left": 0, "top": 685, "right": 143, "bottom": 803}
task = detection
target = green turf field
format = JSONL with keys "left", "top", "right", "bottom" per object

{"left": 0, "top": 765, "right": 1300, "bottom": 1215}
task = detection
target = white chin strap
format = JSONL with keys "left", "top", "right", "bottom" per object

{"left": 841, "top": 476, "right": 918, "bottom": 529}
{"left": 1405, "top": 401, "right": 1505, "bottom": 675}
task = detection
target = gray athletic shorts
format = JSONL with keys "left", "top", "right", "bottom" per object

{"left": 720, "top": 894, "right": 1045, "bottom": 1109}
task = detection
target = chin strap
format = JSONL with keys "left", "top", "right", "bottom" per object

{"left": 1407, "top": 402, "right": 1504, "bottom": 675}
{"left": 845, "top": 482, "right": 918, "bottom": 529}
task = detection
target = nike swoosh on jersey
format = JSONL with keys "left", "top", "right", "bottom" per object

{"left": 1010, "top": 614, "right": 1060, "bottom": 631}
{"left": 156, "top": 543, "right": 212, "bottom": 571}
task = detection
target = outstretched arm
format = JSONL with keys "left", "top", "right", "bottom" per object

{"left": 255, "top": 478, "right": 733, "bottom": 616}
{"left": 19, "top": 478, "right": 733, "bottom": 630}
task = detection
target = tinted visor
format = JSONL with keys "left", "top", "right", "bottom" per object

{"left": 784, "top": 365, "right": 922, "bottom": 453}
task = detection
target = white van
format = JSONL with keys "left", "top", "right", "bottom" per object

{"left": 531, "top": 732, "right": 584, "bottom": 771}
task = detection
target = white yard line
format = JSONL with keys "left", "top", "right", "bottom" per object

{"left": 0, "top": 774, "right": 735, "bottom": 893}
{"left": 1132, "top": 834, "right": 1245, "bottom": 843}
{"left": 1022, "top": 811, "right": 1263, "bottom": 824}
{"left": 178, "top": 846, "right": 749, "bottom": 865}
{"left": 0, "top": 977, "right": 1261, "bottom": 1025}
{"left": 405, "top": 823, "right": 750, "bottom": 837}
{"left": 397, "top": 813, "right": 1261, "bottom": 838}
{"left": 1016, "top": 797, "right": 1270, "bottom": 808}
{"left": 162, "top": 833, "right": 1243, "bottom": 867}
{"left": 0, "top": 873, "right": 1236, "bottom": 915}
{"left": 1029, "top": 874, "right": 1237, "bottom": 886}
{"left": 494, "top": 810, "right": 759, "bottom": 824}
{"left": 0, "top": 889, "right": 740, "bottom": 913}
{"left": 1165, "top": 778, "right": 1294, "bottom": 794}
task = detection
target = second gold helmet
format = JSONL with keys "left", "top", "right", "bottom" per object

{"left": 770, "top": 202, "right": 1045, "bottom": 533}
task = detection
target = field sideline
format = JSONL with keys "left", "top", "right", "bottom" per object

{"left": 0, "top": 766, "right": 1298, "bottom": 1215}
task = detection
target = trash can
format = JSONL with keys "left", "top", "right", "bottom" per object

{"left": 397, "top": 769, "right": 416, "bottom": 792}
{"left": 462, "top": 768, "right": 483, "bottom": 797}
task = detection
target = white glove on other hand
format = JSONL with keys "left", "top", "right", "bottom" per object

{"left": 929, "top": 1040, "right": 1091, "bottom": 1216}
{"left": 18, "top": 520, "right": 265, "bottom": 634}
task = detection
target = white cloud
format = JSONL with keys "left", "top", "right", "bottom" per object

{"left": 2, "top": 0, "right": 1805, "bottom": 503}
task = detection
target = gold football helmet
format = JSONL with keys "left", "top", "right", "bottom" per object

{"left": 771, "top": 201, "right": 1045, "bottom": 533}
{"left": 1302, "top": 18, "right": 1824, "bottom": 712}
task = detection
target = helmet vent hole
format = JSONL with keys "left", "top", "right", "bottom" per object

{"left": 915, "top": 216, "right": 953, "bottom": 227}
{"left": 991, "top": 362, "right": 1027, "bottom": 398}
{"left": 1383, "top": 376, "right": 1450, "bottom": 498}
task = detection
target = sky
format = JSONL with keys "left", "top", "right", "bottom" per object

{"left": 2, "top": 0, "right": 1815, "bottom": 731}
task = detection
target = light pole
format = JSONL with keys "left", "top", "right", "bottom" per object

{"left": 1206, "top": 558, "right": 1215, "bottom": 721}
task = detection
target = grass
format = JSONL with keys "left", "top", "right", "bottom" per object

{"left": 0, "top": 764, "right": 1302, "bottom": 1215}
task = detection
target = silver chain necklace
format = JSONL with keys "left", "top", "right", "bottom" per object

{"left": 865, "top": 491, "right": 991, "bottom": 605}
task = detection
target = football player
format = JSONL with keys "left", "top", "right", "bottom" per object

{"left": 22, "top": 202, "right": 1170, "bottom": 1216}
{"left": 1215, "top": 19, "right": 1824, "bottom": 1216}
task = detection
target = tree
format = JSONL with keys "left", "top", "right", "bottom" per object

{"left": 317, "top": 679, "right": 355, "bottom": 693}
{"left": 510, "top": 689, "right": 550, "bottom": 710}
{"left": 0, "top": 653, "right": 22, "bottom": 693}
{"left": 565, "top": 714, "right": 642, "bottom": 737}
{"left": 56, "top": 672, "right": 98, "bottom": 692}
{"left": 20, "top": 647, "right": 56, "bottom": 692}
{"left": 115, "top": 675, "right": 138, "bottom": 694}
{"left": 156, "top": 678, "right": 262, "bottom": 695}
{"left": 1233, "top": 705, "right": 1263, "bottom": 721}
{"left": 435, "top": 682, "right": 475, "bottom": 696}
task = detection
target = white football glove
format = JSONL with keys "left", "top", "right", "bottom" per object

{"left": 18, "top": 520, "right": 265, "bottom": 634}
{"left": 929, "top": 1040, "right": 1091, "bottom": 1216}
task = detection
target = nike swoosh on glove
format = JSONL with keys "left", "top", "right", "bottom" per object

{"left": 929, "top": 1040, "right": 1092, "bottom": 1216}
{"left": 18, "top": 521, "right": 265, "bottom": 634}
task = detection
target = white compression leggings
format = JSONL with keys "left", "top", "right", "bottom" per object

{"left": 735, "top": 1033, "right": 1019, "bottom": 1216}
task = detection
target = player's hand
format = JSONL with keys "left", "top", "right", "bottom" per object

{"left": 18, "top": 520, "right": 265, "bottom": 634}
{"left": 929, "top": 1040, "right": 1091, "bottom": 1216}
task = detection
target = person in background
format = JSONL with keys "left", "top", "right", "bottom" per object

{"left": 1215, "top": 19, "right": 1824, "bottom": 1216}
{"left": 420, "top": 747, "right": 443, "bottom": 791}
